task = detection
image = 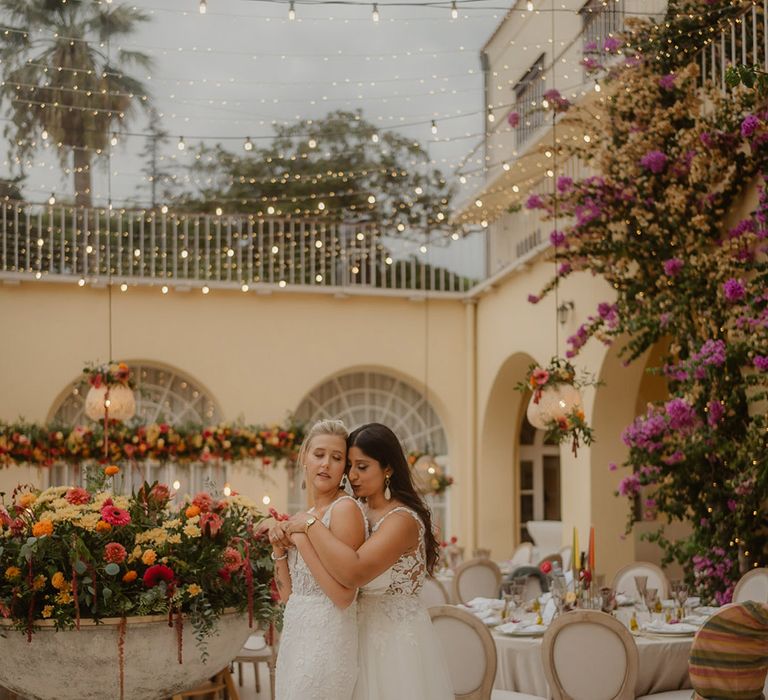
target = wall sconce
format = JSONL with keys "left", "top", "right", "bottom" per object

{"left": 557, "top": 300, "right": 574, "bottom": 325}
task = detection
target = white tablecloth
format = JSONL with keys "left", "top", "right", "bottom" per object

{"left": 492, "top": 630, "right": 692, "bottom": 697}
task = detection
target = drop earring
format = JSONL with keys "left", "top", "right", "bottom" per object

{"left": 301, "top": 465, "right": 307, "bottom": 490}
{"left": 384, "top": 474, "right": 391, "bottom": 501}
{"left": 340, "top": 474, "right": 348, "bottom": 490}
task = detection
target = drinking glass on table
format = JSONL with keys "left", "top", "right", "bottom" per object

{"left": 502, "top": 579, "right": 526, "bottom": 620}
{"left": 551, "top": 574, "right": 568, "bottom": 617}
{"left": 634, "top": 575, "right": 648, "bottom": 609}
{"left": 671, "top": 580, "right": 689, "bottom": 619}
{"left": 643, "top": 587, "right": 660, "bottom": 622}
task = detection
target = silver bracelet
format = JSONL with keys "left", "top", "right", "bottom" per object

{"left": 270, "top": 551, "right": 288, "bottom": 561}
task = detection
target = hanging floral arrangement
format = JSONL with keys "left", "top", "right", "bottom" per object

{"left": 516, "top": 357, "right": 596, "bottom": 456}
{"left": 406, "top": 451, "right": 454, "bottom": 495}
{"left": 83, "top": 362, "right": 136, "bottom": 423}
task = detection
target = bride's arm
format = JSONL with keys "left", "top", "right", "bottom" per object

{"left": 287, "top": 511, "right": 418, "bottom": 589}
{"left": 292, "top": 500, "right": 366, "bottom": 609}
{"left": 269, "top": 522, "right": 292, "bottom": 603}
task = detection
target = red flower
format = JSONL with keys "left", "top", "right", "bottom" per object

{"left": 192, "top": 492, "right": 213, "bottom": 513}
{"left": 143, "top": 564, "right": 175, "bottom": 588}
{"left": 218, "top": 568, "right": 232, "bottom": 582}
{"left": 101, "top": 505, "right": 131, "bottom": 527}
{"left": 222, "top": 546, "right": 244, "bottom": 573}
{"left": 539, "top": 561, "right": 552, "bottom": 575}
{"left": 65, "top": 487, "right": 91, "bottom": 506}
{"left": 450, "top": 536, "right": 458, "bottom": 544}
{"left": 149, "top": 483, "right": 171, "bottom": 506}
{"left": 200, "top": 512, "right": 223, "bottom": 537}
{"left": 104, "top": 542, "right": 127, "bottom": 564}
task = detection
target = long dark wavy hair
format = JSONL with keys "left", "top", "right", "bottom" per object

{"left": 347, "top": 422, "right": 440, "bottom": 574}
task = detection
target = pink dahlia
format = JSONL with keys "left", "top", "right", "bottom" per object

{"left": 104, "top": 542, "right": 127, "bottom": 564}
{"left": 200, "top": 512, "right": 223, "bottom": 537}
{"left": 65, "top": 487, "right": 91, "bottom": 506}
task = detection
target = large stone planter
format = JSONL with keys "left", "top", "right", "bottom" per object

{"left": 0, "top": 611, "right": 251, "bottom": 700}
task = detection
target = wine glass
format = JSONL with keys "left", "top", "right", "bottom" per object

{"left": 671, "top": 580, "right": 689, "bottom": 619}
{"left": 643, "top": 587, "right": 660, "bottom": 623}
{"left": 599, "top": 586, "right": 617, "bottom": 614}
{"left": 550, "top": 574, "right": 568, "bottom": 617}
{"left": 634, "top": 575, "right": 648, "bottom": 608}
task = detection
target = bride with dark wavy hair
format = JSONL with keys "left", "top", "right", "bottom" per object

{"left": 281, "top": 422, "right": 452, "bottom": 699}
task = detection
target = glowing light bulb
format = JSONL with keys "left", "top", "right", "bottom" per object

{"left": 450, "top": 1, "right": 458, "bottom": 19}
{"left": 371, "top": 133, "right": 379, "bottom": 143}
{"left": 308, "top": 138, "right": 317, "bottom": 149}
{"left": 243, "top": 136, "right": 253, "bottom": 151}
{"left": 431, "top": 120, "right": 437, "bottom": 135}
{"left": 172, "top": 480, "right": 181, "bottom": 490}
{"left": 202, "top": 285, "right": 210, "bottom": 294}
{"left": 288, "top": 1, "right": 295, "bottom": 19}
{"left": 241, "top": 283, "right": 249, "bottom": 292}
{"left": 120, "top": 283, "right": 128, "bottom": 292}
{"left": 177, "top": 137, "right": 185, "bottom": 151}
{"left": 223, "top": 483, "right": 232, "bottom": 496}
{"left": 487, "top": 108, "right": 495, "bottom": 123}
{"left": 372, "top": 3, "right": 379, "bottom": 22}
{"left": 262, "top": 495, "right": 271, "bottom": 505}
{"left": 48, "top": 193, "right": 56, "bottom": 205}
{"left": 420, "top": 245, "right": 427, "bottom": 253}
{"left": 199, "top": 0, "right": 207, "bottom": 14}
{"left": 77, "top": 278, "right": 85, "bottom": 287}
{"left": 41, "top": 129, "right": 48, "bottom": 140}
{"left": 526, "top": 1, "right": 534, "bottom": 10}
{"left": 110, "top": 132, "right": 118, "bottom": 146}
{"left": 502, "top": 162, "right": 510, "bottom": 171}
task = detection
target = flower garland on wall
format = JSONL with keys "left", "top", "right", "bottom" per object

{"left": 0, "top": 421, "right": 304, "bottom": 469}
{"left": 523, "top": 1, "right": 768, "bottom": 602}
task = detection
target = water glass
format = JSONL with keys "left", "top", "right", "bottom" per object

{"left": 634, "top": 575, "right": 648, "bottom": 606}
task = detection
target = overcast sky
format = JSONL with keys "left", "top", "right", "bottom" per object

{"left": 6, "top": 0, "right": 520, "bottom": 276}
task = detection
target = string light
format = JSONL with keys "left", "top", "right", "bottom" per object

{"left": 177, "top": 137, "right": 185, "bottom": 151}
{"left": 288, "top": 1, "right": 296, "bottom": 20}
{"left": 431, "top": 120, "right": 438, "bottom": 135}
{"left": 120, "top": 283, "right": 128, "bottom": 292}
{"left": 451, "top": 1, "right": 458, "bottom": 19}
{"left": 202, "top": 285, "right": 210, "bottom": 295}
{"left": 487, "top": 107, "right": 495, "bottom": 123}
{"left": 526, "top": 1, "right": 534, "bottom": 11}
{"left": 199, "top": 0, "right": 207, "bottom": 14}
{"left": 243, "top": 136, "right": 254, "bottom": 151}
{"left": 48, "top": 193, "right": 56, "bottom": 205}
{"left": 371, "top": 133, "right": 379, "bottom": 143}
{"left": 110, "top": 132, "right": 118, "bottom": 147}
{"left": 372, "top": 3, "right": 379, "bottom": 22}
{"left": 41, "top": 129, "right": 48, "bottom": 141}
{"left": 308, "top": 138, "right": 317, "bottom": 149}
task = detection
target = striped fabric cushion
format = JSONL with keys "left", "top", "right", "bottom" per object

{"left": 689, "top": 601, "right": 768, "bottom": 700}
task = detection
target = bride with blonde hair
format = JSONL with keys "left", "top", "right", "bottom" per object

{"left": 270, "top": 419, "right": 367, "bottom": 700}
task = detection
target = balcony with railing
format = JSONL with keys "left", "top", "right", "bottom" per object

{"left": 0, "top": 201, "right": 475, "bottom": 296}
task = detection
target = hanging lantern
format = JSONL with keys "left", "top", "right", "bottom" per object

{"left": 527, "top": 383, "right": 583, "bottom": 429}
{"left": 410, "top": 454, "right": 444, "bottom": 496}
{"left": 83, "top": 362, "right": 136, "bottom": 423}
{"left": 84, "top": 384, "right": 136, "bottom": 422}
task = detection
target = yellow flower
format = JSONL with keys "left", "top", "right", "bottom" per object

{"left": 42, "top": 605, "right": 54, "bottom": 619}
{"left": 55, "top": 590, "right": 73, "bottom": 605}
{"left": 141, "top": 549, "right": 157, "bottom": 566}
{"left": 183, "top": 523, "right": 201, "bottom": 538}
{"left": 17, "top": 493, "right": 37, "bottom": 509}
{"left": 32, "top": 575, "right": 47, "bottom": 591}
{"left": 32, "top": 520, "right": 54, "bottom": 538}
{"left": 187, "top": 583, "right": 203, "bottom": 597}
{"left": 166, "top": 534, "right": 182, "bottom": 545}
{"left": 51, "top": 572, "right": 66, "bottom": 590}
{"left": 5, "top": 566, "right": 21, "bottom": 580}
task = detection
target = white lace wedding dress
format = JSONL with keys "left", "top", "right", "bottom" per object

{"left": 353, "top": 506, "right": 454, "bottom": 700}
{"left": 275, "top": 496, "right": 366, "bottom": 700}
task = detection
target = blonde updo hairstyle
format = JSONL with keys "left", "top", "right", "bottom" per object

{"left": 296, "top": 419, "right": 349, "bottom": 505}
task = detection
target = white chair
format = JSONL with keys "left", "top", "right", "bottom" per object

{"left": 453, "top": 558, "right": 503, "bottom": 605}
{"left": 232, "top": 630, "right": 278, "bottom": 700}
{"left": 526, "top": 521, "right": 562, "bottom": 557}
{"left": 421, "top": 575, "right": 451, "bottom": 608}
{"left": 611, "top": 561, "right": 671, "bottom": 600}
{"left": 733, "top": 567, "right": 768, "bottom": 603}
{"left": 509, "top": 542, "right": 534, "bottom": 566}
{"left": 429, "top": 605, "right": 545, "bottom": 700}
{"left": 558, "top": 545, "right": 572, "bottom": 572}
{"left": 541, "top": 610, "right": 638, "bottom": 700}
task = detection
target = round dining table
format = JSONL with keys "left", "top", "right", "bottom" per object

{"left": 491, "top": 627, "right": 692, "bottom": 697}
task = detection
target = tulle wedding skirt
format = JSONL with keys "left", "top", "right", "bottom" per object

{"left": 352, "top": 593, "right": 454, "bottom": 700}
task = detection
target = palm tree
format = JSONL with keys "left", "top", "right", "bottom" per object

{"left": 0, "top": 0, "right": 152, "bottom": 207}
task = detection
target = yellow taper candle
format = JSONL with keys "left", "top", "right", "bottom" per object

{"left": 572, "top": 526, "right": 579, "bottom": 581}
{"left": 588, "top": 525, "right": 595, "bottom": 573}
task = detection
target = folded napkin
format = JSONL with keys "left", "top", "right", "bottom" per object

{"left": 466, "top": 597, "right": 505, "bottom": 611}
{"left": 458, "top": 604, "right": 502, "bottom": 626}
{"left": 616, "top": 593, "right": 636, "bottom": 606}
{"left": 687, "top": 597, "right": 701, "bottom": 608}
{"left": 496, "top": 622, "right": 547, "bottom": 635}
{"left": 641, "top": 621, "right": 698, "bottom": 634}
{"left": 682, "top": 614, "right": 708, "bottom": 626}
{"left": 693, "top": 605, "right": 719, "bottom": 616}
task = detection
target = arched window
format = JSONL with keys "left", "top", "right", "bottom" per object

{"left": 292, "top": 371, "right": 450, "bottom": 533}
{"left": 518, "top": 415, "right": 561, "bottom": 543}
{"left": 47, "top": 363, "right": 224, "bottom": 495}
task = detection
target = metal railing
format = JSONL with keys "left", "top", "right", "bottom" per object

{"left": 699, "top": 2, "right": 767, "bottom": 91}
{"left": 0, "top": 201, "right": 474, "bottom": 295}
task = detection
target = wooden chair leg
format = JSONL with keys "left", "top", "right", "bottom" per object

{"left": 269, "top": 661, "right": 276, "bottom": 700}
{"left": 221, "top": 668, "right": 239, "bottom": 700}
{"left": 254, "top": 661, "right": 261, "bottom": 693}
{"left": 236, "top": 662, "right": 243, "bottom": 687}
